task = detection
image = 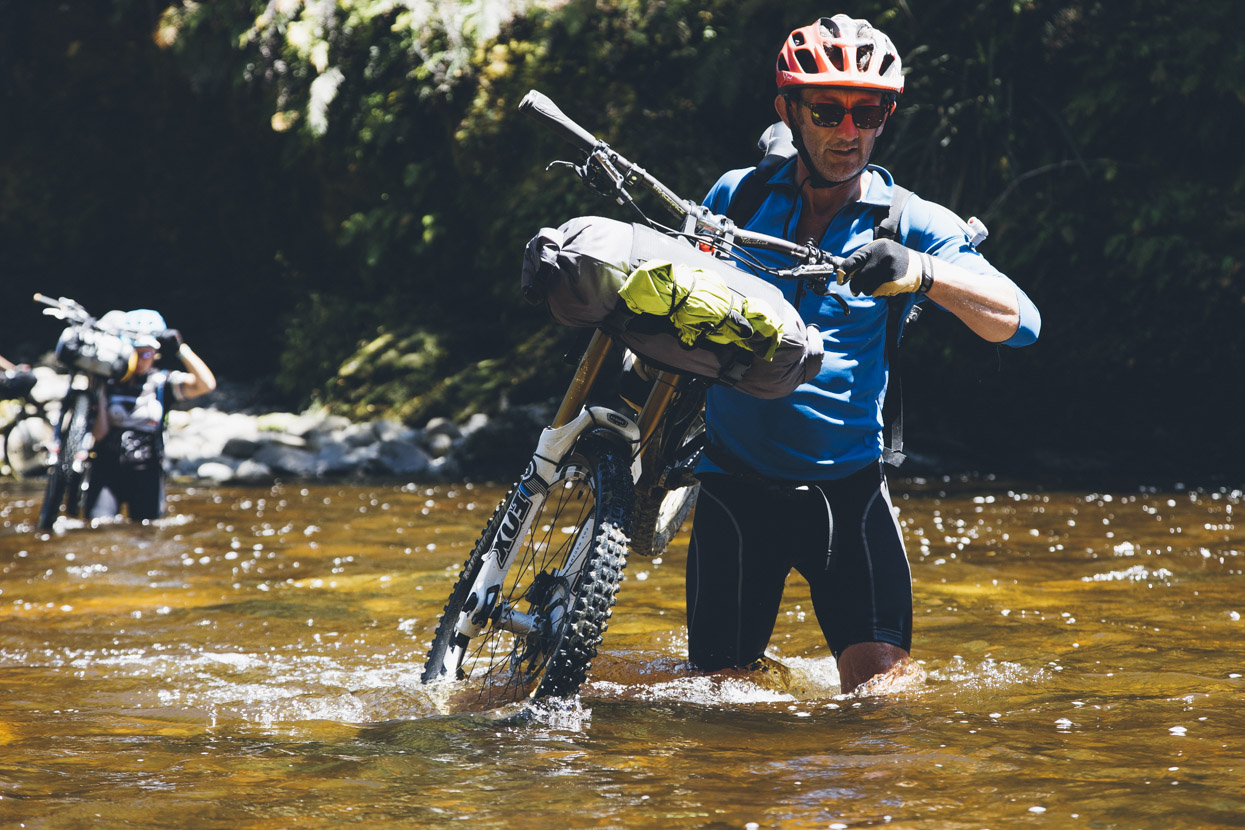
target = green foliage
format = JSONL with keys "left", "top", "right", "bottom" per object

{"left": 2, "top": 0, "right": 1243, "bottom": 471}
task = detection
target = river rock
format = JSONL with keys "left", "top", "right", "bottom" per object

{"left": 425, "top": 431, "right": 455, "bottom": 458}
{"left": 234, "top": 459, "right": 274, "bottom": 481}
{"left": 252, "top": 443, "right": 320, "bottom": 478}
{"left": 312, "top": 440, "right": 356, "bottom": 477}
{"left": 372, "top": 418, "right": 417, "bottom": 444}
{"left": 424, "top": 416, "right": 462, "bottom": 441}
{"left": 375, "top": 440, "right": 433, "bottom": 476}
{"left": 222, "top": 436, "right": 262, "bottom": 458}
{"left": 197, "top": 461, "right": 237, "bottom": 482}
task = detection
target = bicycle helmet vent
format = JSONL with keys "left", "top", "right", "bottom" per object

{"left": 124, "top": 308, "right": 165, "bottom": 349}
{"left": 776, "top": 15, "right": 903, "bottom": 94}
{"left": 125, "top": 308, "right": 166, "bottom": 334}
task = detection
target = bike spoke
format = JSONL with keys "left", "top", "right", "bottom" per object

{"left": 463, "top": 469, "right": 596, "bottom": 705}
{"left": 423, "top": 436, "right": 634, "bottom": 706}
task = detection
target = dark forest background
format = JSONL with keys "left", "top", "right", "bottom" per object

{"left": 2, "top": 0, "right": 1242, "bottom": 480}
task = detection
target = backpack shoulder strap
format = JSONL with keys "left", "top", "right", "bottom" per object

{"left": 725, "top": 122, "right": 797, "bottom": 227}
{"left": 724, "top": 157, "right": 785, "bottom": 227}
{"left": 874, "top": 184, "right": 912, "bottom": 241}
{"left": 724, "top": 167, "right": 763, "bottom": 227}
{"left": 876, "top": 184, "right": 916, "bottom": 467}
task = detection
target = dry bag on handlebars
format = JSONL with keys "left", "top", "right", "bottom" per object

{"left": 54, "top": 327, "right": 137, "bottom": 381}
{"left": 521, "top": 215, "right": 823, "bottom": 399}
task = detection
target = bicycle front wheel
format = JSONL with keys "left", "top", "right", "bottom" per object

{"left": 37, "top": 392, "right": 90, "bottom": 530}
{"left": 422, "top": 435, "right": 634, "bottom": 705}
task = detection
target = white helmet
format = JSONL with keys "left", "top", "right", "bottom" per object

{"left": 123, "top": 308, "right": 166, "bottom": 349}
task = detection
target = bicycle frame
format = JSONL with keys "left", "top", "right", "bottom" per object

{"left": 437, "top": 327, "right": 701, "bottom": 663}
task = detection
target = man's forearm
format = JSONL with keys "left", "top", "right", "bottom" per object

{"left": 925, "top": 259, "right": 1022, "bottom": 344}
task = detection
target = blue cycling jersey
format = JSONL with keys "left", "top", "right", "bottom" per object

{"left": 699, "top": 159, "right": 1040, "bottom": 481}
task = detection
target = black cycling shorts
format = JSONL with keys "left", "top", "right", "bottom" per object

{"left": 685, "top": 464, "right": 912, "bottom": 670}
{"left": 86, "top": 463, "right": 166, "bottom": 522}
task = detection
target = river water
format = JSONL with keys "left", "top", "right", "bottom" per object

{"left": 1, "top": 474, "right": 1242, "bottom": 828}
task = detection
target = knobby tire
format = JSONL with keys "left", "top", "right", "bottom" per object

{"left": 630, "top": 481, "right": 698, "bottom": 559}
{"left": 37, "top": 392, "right": 90, "bottom": 530}
{"left": 421, "top": 435, "right": 634, "bottom": 705}
{"left": 629, "top": 407, "right": 704, "bottom": 559}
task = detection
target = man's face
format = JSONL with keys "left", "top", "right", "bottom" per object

{"left": 777, "top": 88, "right": 890, "bottom": 185}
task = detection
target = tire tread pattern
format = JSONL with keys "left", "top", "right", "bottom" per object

{"left": 421, "top": 436, "right": 634, "bottom": 701}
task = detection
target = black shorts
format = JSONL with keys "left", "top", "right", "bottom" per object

{"left": 685, "top": 464, "right": 912, "bottom": 669}
{"left": 86, "top": 462, "right": 166, "bottom": 522}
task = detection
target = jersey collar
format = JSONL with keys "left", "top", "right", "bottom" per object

{"left": 768, "top": 157, "right": 897, "bottom": 211}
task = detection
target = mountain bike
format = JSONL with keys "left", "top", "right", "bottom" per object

{"left": 420, "top": 91, "right": 845, "bottom": 706}
{"left": 1, "top": 372, "right": 54, "bottom": 480}
{"left": 33, "top": 294, "right": 138, "bottom": 531}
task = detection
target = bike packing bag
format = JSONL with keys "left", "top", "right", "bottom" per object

{"left": 520, "top": 215, "right": 823, "bottom": 399}
{"left": 54, "top": 328, "right": 136, "bottom": 381}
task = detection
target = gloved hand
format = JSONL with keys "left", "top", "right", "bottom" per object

{"left": 1, "top": 367, "right": 37, "bottom": 399}
{"left": 158, "top": 329, "right": 183, "bottom": 355}
{"left": 836, "top": 239, "right": 935, "bottom": 297}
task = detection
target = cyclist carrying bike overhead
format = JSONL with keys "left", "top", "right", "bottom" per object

{"left": 687, "top": 15, "right": 1041, "bottom": 693}
{"left": 86, "top": 309, "right": 216, "bottom": 522}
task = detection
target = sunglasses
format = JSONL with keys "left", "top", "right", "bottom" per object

{"left": 791, "top": 98, "right": 889, "bottom": 130}
{"left": 137, "top": 349, "right": 156, "bottom": 359}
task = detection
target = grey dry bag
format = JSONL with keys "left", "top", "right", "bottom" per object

{"left": 520, "top": 215, "right": 823, "bottom": 399}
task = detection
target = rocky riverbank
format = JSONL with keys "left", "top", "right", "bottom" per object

{"left": 19, "top": 369, "right": 555, "bottom": 485}
{"left": 162, "top": 404, "right": 551, "bottom": 484}
{"left": 13, "top": 368, "right": 1159, "bottom": 487}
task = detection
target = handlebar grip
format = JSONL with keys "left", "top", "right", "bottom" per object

{"left": 518, "top": 90, "right": 599, "bottom": 152}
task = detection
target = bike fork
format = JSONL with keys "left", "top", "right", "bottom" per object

{"left": 444, "top": 405, "right": 641, "bottom": 666}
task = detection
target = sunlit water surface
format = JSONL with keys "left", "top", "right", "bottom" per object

{"left": 1, "top": 475, "right": 1243, "bottom": 828}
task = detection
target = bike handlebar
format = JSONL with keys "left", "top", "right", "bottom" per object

{"left": 517, "top": 91, "right": 599, "bottom": 154}
{"left": 34, "top": 293, "right": 93, "bottom": 325}
{"left": 517, "top": 90, "right": 842, "bottom": 275}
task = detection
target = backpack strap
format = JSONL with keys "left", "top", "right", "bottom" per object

{"left": 874, "top": 185, "right": 917, "bottom": 467}
{"left": 874, "top": 185, "right": 912, "bottom": 244}
{"left": 725, "top": 122, "right": 796, "bottom": 226}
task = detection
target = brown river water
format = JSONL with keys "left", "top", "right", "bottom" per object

{"left": 1, "top": 474, "right": 1243, "bottom": 829}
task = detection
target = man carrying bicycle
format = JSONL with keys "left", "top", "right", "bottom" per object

{"left": 687, "top": 15, "right": 1041, "bottom": 693}
{"left": 86, "top": 310, "right": 216, "bottom": 522}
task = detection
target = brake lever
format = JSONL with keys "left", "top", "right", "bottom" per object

{"left": 781, "top": 262, "right": 850, "bottom": 314}
{"left": 546, "top": 154, "right": 632, "bottom": 206}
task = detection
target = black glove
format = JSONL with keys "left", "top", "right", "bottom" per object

{"left": 1, "top": 367, "right": 37, "bottom": 399}
{"left": 836, "top": 239, "right": 935, "bottom": 297}
{"left": 158, "top": 329, "right": 183, "bottom": 355}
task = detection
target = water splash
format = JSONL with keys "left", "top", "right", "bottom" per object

{"left": 924, "top": 654, "right": 1047, "bottom": 690}
{"left": 1083, "top": 565, "right": 1174, "bottom": 583}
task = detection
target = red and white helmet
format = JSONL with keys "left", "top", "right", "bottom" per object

{"left": 776, "top": 15, "right": 904, "bottom": 94}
